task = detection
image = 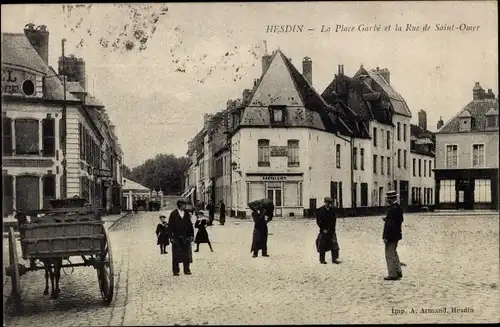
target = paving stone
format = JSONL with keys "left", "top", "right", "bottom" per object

{"left": 4, "top": 212, "right": 499, "bottom": 325}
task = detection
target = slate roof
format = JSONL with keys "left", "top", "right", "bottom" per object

{"left": 2, "top": 33, "right": 79, "bottom": 102}
{"left": 410, "top": 123, "right": 435, "bottom": 140}
{"left": 437, "top": 98, "right": 499, "bottom": 133}
{"left": 322, "top": 74, "right": 392, "bottom": 129}
{"left": 279, "top": 51, "right": 343, "bottom": 133}
{"left": 86, "top": 94, "right": 105, "bottom": 107}
{"left": 67, "top": 81, "right": 85, "bottom": 93}
{"left": 354, "top": 67, "right": 412, "bottom": 117}
{"left": 1, "top": 33, "right": 47, "bottom": 74}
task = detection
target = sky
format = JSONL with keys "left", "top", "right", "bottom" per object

{"left": 2, "top": 2, "right": 498, "bottom": 168}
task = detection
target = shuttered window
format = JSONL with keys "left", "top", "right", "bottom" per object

{"left": 3, "top": 117, "right": 13, "bottom": 155}
{"left": 15, "top": 119, "right": 39, "bottom": 155}
{"left": 42, "top": 117, "right": 55, "bottom": 156}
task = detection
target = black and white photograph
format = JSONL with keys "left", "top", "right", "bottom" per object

{"left": 1, "top": 1, "right": 498, "bottom": 325}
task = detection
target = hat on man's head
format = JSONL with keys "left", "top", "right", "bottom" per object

{"left": 386, "top": 190, "right": 398, "bottom": 198}
{"left": 176, "top": 198, "right": 188, "bottom": 206}
{"left": 324, "top": 197, "right": 333, "bottom": 203}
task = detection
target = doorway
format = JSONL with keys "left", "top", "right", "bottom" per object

{"left": 16, "top": 175, "right": 40, "bottom": 213}
{"left": 267, "top": 188, "right": 282, "bottom": 217}
{"left": 457, "top": 179, "right": 474, "bottom": 210}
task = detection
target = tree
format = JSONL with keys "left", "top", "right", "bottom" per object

{"left": 127, "top": 154, "right": 191, "bottom": 195}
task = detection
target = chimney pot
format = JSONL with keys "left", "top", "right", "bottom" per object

{"left": 24, "top": 23, "right": 49, "bottom": 64}
{"left": 418, "top": 109, "right": 428, "bottom": 131}
{"left": 302, "top": 56, "right": 312, "bottom": 85}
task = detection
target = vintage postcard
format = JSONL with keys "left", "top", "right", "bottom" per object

{"left": 1, "top": 1, "right": 498, "bottom": 326}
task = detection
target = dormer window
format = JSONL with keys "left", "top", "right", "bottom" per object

{"left": 458, "top": 110, "right": 472, "bottom": 132}
{"left": 269, "top": 105, "right": 286, "bottom": 124}
{"left": 485, "top": 108, "right": 498, "bottom": 129}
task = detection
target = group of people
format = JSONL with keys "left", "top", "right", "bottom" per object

{"left": 155, "top": 190, "right": 405, "bottom": 281}
{"left": 313, "top": 190, "right": 405, "bottom": 280}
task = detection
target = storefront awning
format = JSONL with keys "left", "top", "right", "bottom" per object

{"left": 185, "top": 187, "right": 195, "bottom": 198}
{"left": 202, "top": 180, "right": 213, "bottom": 194}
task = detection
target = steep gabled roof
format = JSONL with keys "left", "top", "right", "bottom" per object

{"left": 354, "top": 66, "right": 412, "bottom": 117}
{"left": 2, "top": 32, "right": 79, "bottom": 102}
{"left": 437, "top": 98, "right": 499, "bottom": 133}
{"left": 1, "top": 33, "right": 47, "bottom": 74}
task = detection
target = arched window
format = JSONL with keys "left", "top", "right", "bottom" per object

{"left": 258, "top": 139, "right": 270, "bottom": 167}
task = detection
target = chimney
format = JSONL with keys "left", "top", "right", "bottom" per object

{"left": 473, "top": 82, "right": 485, "bottom": 100}
{"left": 437, "top": 116, "right": 444, "bottom": 130}
{"left": 242, "top": 89, "right": 252, "bottom": 104}
{"left": 487, "top": 89, "right": 495, "bottom": 99}
{"left": 418, "top": 109, "right": 427, "bottom": 131}
{"left": 261, "top": 54, "right": 272, "bottom": 75}
{"left": 379, "top": 68, "right": 390, "bottom": 85}
{"left": 24, "top": 24, "right": 50, "bottom": 64}
{"left": 59, "top": 55, "right": 87, "bottom": 91}
{"left": 204, "top": 113, "right": 214, "bottom": 130}
{"left": 302, "top": 57, "right": 312, "bottom": 86}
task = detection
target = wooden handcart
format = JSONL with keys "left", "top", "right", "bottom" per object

{"left": 5, "top": 207, "right": 114, "bottom": 304}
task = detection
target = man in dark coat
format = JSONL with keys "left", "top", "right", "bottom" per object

{"left": 382, "top": 190, "right": 404, "bottom": 281}
{"left": 206, "top": 202, "right": 215, "bottom": 226}
{"left": 168, "top": 199, "right": 195, "bottom": 276}
{"left": 219, "top": 201, "right": 226, "bottom": 225}
{"left": 249, "top": 200, "right": 274, "bottom": 258}
{"left": 315, "top": 197, "right": 341, "bottom": 264}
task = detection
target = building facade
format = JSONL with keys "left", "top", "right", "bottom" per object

{"left": 409, "top": 111, "right": 436, "bottom": 207}
{"left": 2, "top": 24, "right": 123, "bottom": 217}
{"left": 229, "top": 50, "right": 353, "bottom": 218}
{"left": 434, "top": 83, "right": 499, "bottom": 210}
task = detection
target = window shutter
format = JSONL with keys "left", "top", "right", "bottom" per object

{"left": 2, "top": 117, "right": 12, "bottom": 155}
{"left": 42, "top": 118, "right": 55, "bottom": 156}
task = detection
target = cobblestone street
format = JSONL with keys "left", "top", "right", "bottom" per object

{"left": 4, "top": 212, "right": 499, "bottom": 325}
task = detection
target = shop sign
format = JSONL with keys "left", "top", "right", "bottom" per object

{"left": 95, "top": 168, "right": 113, "bottom": 178}
{"left": 270, "top": 146, "right": 288, "bottom": 157}
{"left": 262, "top": 176, "right": 287, "bottom": 181}
{"left": 2, "top": 68, "right": 37, "bottom": 96}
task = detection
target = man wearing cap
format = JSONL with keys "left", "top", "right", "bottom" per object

{"left": 315, "top": 197, "right": 341, "bottom": 264}
{"left": 168, "top": 198, "right": 195, "bottom": 276}
{"left": 382, "top": 190, "right": 404, "bottom": 280}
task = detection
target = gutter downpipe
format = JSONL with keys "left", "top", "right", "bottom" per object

{"left": 61, "top": 39, "right": 68, "bottom": 199}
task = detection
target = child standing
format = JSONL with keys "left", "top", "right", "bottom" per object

{"left": 194, "top": 211, "right": 213, "bottom": 252}
{"left": 156, "top": 215, "right": 170, "bottom": 254}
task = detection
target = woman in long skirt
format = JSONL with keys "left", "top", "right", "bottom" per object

{"left": 194, "top": 211, "right": 213, "bottom": 252}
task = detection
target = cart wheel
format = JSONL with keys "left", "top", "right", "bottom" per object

{"left": 8, "top": 227, "right": 21, "bottom": 303}
{"left": 97, "top": 227, "right": 114, "bottom": 304}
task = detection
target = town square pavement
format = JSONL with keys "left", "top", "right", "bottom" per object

{"left": 3, "top": 211, "right": 499, "bottom": 325}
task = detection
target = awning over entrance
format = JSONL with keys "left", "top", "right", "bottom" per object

{"left": 202, "top": 180, "right": 213, "bottom": 194}
{"left": 181, "top": 186, "right": 195, "bottom": 198}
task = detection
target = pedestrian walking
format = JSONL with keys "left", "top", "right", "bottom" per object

{"left": 315, "top": 197, "right": 341, "bottom": 264}
{"left": 207, "top": 201, "right": 215, "bottom": 226}
{"left": 168, "top": 199, "right": 194, "bottom": 276}
{"left": 156, "top": 215, "right": 170, "bottom": 254}
{"left": 219, "top": 200, "right": 226, "bottom": 225}
{"left": 248, "top": 199, "right": 274, "bottom": 258}
{"left": 382, "top": 190, "right": 404, "bottom": 281}
{"left": 194, "top": 211, "right": 213, "bottom": 252}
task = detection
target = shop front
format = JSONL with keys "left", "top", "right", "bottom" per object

{"left": 435, "top": 168, "right": 499, "bottom": 210}
{"left": 245, "top": 173, "right": 304, "bottom": 218}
